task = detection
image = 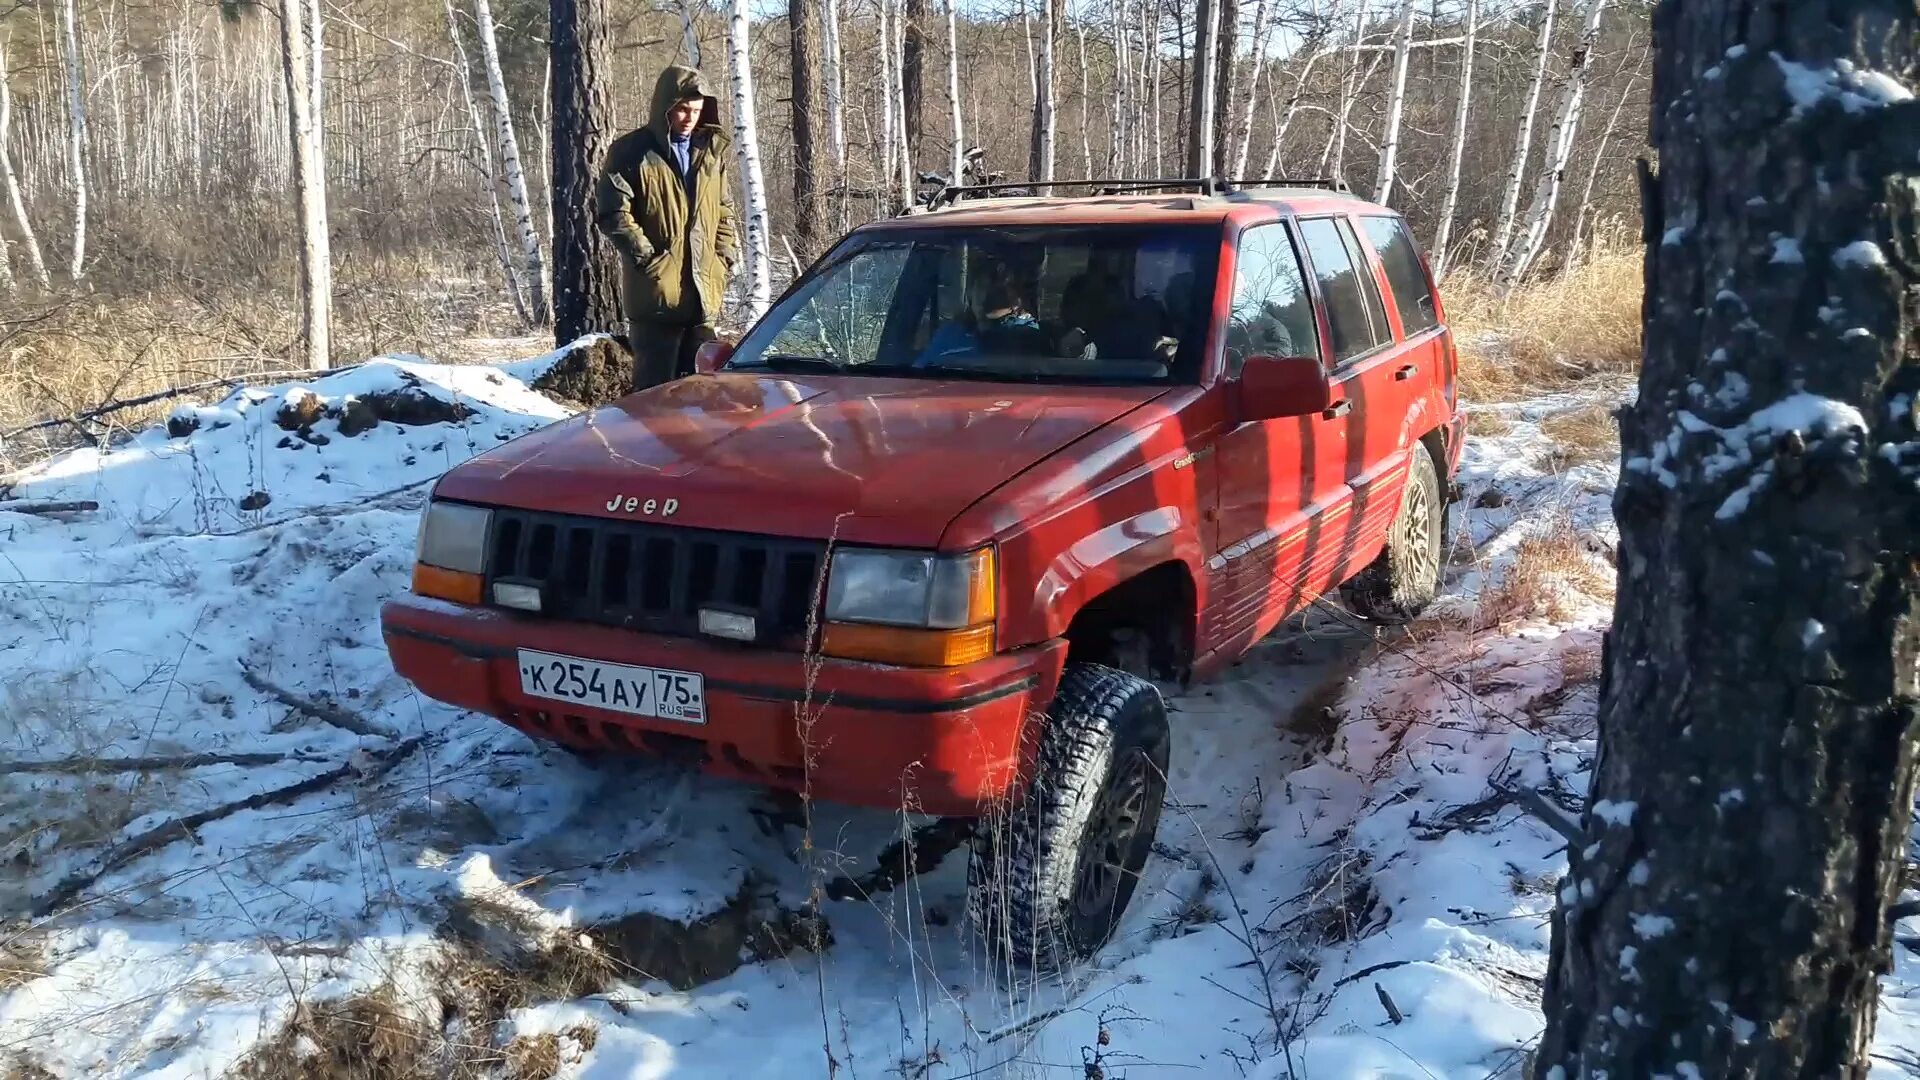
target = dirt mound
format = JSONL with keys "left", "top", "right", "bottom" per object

{"left": 527, "top": 336, "right": 634, "bottom": 408}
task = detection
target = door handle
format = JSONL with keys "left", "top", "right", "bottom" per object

{"left": 1393, "top": 363, "right": 1418, "bottom": 381}
{"left": 1322, "top": 399, "right": 1352, "bottom": 419}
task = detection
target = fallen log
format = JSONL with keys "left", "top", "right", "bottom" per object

{"left": 1, "top": 750, "right": 320, "bottom": 775}
{"left": 0, "top": 500, "right": 99, "bottom": 516}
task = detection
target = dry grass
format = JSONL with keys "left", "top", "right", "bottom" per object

{"left": 1476, "top": 519, "right": 1617, "bottom": 630}
{"left": 1448, "top": 246, "right": 1644, "bottom": 404}
{"left": 0, "top": 932, "right": 46, "bottom": 993}
{"left": 229, "top": 989, "right": 470, "bottom": 1080}
{"left": 1538, "top": 403, "right": 1621, "bottom": 470}
{"left": 1, "top": 255, "right": 524, "bottom": 472}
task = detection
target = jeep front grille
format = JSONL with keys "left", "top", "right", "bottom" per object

{"left": 483, "top": 508, "right": 826, "bottom": 647}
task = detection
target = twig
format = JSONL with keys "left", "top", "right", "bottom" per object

{"left": 31, "top": 736, "right": 424, "bottom": 918}
{"left": 1332, "top": 959, "right": 1411, "bottom": 989}
{"left": 0, "top": 500, "right": 97, "bottom": 516}
{"left": 1375, "top": 982, "right": 1404, "bottom": 1024}
{"left": 1491, "top": 781, "right": 1584, "bottom": 843}
{"left": 1, "top": 750, "right": 320, "bottom": 775}
{"left": 241, "top": 667, "right": 401, "bottom": 741}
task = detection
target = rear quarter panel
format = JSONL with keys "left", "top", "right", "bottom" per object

{"left": 942, "top": 386, "right": 1229, "bottom": 651}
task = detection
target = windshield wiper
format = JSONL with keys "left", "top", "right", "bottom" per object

{"left": 730, "top": 352, "right": 846, "bottom": 371}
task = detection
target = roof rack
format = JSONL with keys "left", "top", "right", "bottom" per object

{"left": 916, "top": 175, "right": 1351, "bottom": 213}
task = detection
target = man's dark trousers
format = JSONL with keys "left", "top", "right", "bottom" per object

{"left": 628, "top": 319, "right": 715, "bottom": 389}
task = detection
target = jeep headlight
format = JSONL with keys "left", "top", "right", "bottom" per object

{"left": 410, "top": 500, "right": 491, "bottom": 605}
{"left": 416, "top": 500, "right": 492, "bottom": 572}
{"left": 821, "top": 546, "right": 997, "bottom": 666}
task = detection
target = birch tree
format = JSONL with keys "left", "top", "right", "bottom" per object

{"left": 1031, "top": 0, "right": 1057, "bottom": 182}
{"left": 446, "top": 0, "right": 532, "bottom": 326}
{"left": 59, "top": 0, "right": 86, "bottom": 280}
{"left": 1074, "top": 14, "right": 1091, "bottom": 179}
{"left": 822, "top": 0, "right": 845, "bottom": 178}
{"left": 902, "top": 0, "right": 925, "bottom": 157}
{"left": 1371, "top": 0, "right": 1415, "bottom": 203}
{"left": 277, "top": 0, "right": 331, "bottom": 368}
{"left": 1490, "top": 0, "right": 1557, "bottom": 268}
{"left": 1226, "top": 0, "right": 1275, "bottom": 178}
{"left": 1429, "top": 0, "right": 1477, "bottom": 278}
{"left": 0, "top": 38, "right": 50, "bottom": 290}
{"left": 1567, "top": 64, "right": 1638, "bottom": 270}
{"left": 946, "top": 0, "right": 963, "bottom": 184}
{"left": 727, "top": 0, "right": 772, "bottom": 316}
{"left": 892, "top": 0, "right": 914, "bottom": 204}
{"left": 473, "top": 0, "right": 549, "bottom": 323}
{"left": 679, "top": 0, "right": 701, "bottom": 65}
{"left": 1502, "top": 0, "right": 1610, "bottom": 286}
{"left": 1534, "top": 0, "right": 1920, "bottom": 1073}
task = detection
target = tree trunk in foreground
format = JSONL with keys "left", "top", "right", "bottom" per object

{"left": 1533, "top": 1, "right": 1920, "bottom": 1076}
{"left": 549, "top": 0, "right": 620, "bottom": 345}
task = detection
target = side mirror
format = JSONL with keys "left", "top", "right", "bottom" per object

{"left": 694, "top": 339, "right": 735, "bottom": 374}
{"left": 1234, "top": 354, "right": 1331, "bottom": 422}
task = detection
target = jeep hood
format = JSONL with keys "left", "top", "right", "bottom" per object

{"left": 436, "top": 372, "right": 1169, "bottom": 546}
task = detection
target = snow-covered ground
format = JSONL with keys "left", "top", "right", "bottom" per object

{"left": 2, "top": 347, "right": 1917, "bottom": 1078}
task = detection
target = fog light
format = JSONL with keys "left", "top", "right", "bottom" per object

{"left": 699, "top": 607, "right": 757, "bottom": 642}
{"left": 492, "top": 581, "right": 542, "bottom": 612}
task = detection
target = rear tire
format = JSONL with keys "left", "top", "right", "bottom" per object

{"left": 1341, "top": 444, "right": 1444, "bottom": 623}
{"left": 966, "top": 662, "right": 1170, "bottom": 973}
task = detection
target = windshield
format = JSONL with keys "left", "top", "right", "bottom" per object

{"left": 725, "top": 224, "right": 1221, "bottom": 384}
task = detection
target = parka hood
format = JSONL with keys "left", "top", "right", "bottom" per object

{"left": 647, "top": 64, "right": 724, "bottom": 146}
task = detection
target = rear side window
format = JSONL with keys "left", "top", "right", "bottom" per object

{"left": 1361, "top": 215, "right": 1440, "bottom": 336}
{"left": 1225, "top": 223, "right": 1319, "bottom": 376}
{"left": 1298, "top": 217, "right": 1390, "bottom": 365}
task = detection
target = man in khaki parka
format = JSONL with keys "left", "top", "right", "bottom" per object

{"left": 595, "top": 64, "right": 740, "bottom": 391}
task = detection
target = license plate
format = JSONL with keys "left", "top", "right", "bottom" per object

{"left": 515, "top": 648, "right": 706, "bottom": 724}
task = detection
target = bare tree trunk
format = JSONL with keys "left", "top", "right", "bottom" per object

{"left": 1149, "top": 2, "right": 1162, "bottom": 171}
{"left": 549, "top": 0, "right": 621, "bottom": 344}
{"left": 1075, "top": 15, "right": 1091, "bottom": 179}
{"left": 1533, "top": 1, "right": 1920, "bottom": 1074}
{"left": 0, "top": 40, "right": 51, "bottom": 290}
{"left": 822, "top": 0, "right": 845, "bottom": 179}
{"left": 1502, "top": 0, "right": 1610, "bottom": 286}
{"left": 946, "top": 0, "right": 963, "bottom": 184}
{"left": 679, "top": 0, "right": 700, "bottom": 65}
{"left": 892, "top": 0, "right": 914, "bottom": 202}
{"left": 277, "top": 0, "right": 330, "bottom": 368}
{"left": 1107, "top": 0, "right": 1128, "bottom": 175}
{"left": 902, "top": 0, "right": 925, "bottom": 158}
{"left": 1371, "top": 0, "right": 1414, "bottom": 203}
{"left": 1429, "top": 0, "right": 1476, "bottom": 279}
{"left": 1031, "top": 0, "right": 1057, "bottom": 181}
{"left": 727, "top": 0, "right": 772, "bottom": 317}
{"left": 1208, "top": 0, "right": 1237, "bottom": 174}
{"left": 59, "top": 0, "right": 87, "bottom": 281}
{"left": 1226, "top": 0, "right": 1273, "bottom": 177}
{"left": 1185, "top": 0, "right": 1218, "bottom": 175}
{"left": 879, "top": 0, "right": 898, "bottom": 203}
{"left": 473, "top": 0, "right": 549, "bottom": 323}
{"left": 1490, "top": 0, "right": 1556, "bottom": 268}
{"left": 789, "top": 0, "right": 824, "bottom": 254}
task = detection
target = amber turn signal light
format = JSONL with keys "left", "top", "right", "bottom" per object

{"left": 412, "top": 563, "right": 483, "bottom": 605}
{"left": 820, "top": 622, "right": 995, "bottom": 667}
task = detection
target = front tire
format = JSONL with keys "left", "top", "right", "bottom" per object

{"left": 1340, "top": 444, "right": 1444, "bottom": 623}
{"left": 966, "top": 663, "right": 1171, "bottom": 973}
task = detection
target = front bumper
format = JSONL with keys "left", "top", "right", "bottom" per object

{"left": 380, "top": 593, "right": 1068, "bottom": 816}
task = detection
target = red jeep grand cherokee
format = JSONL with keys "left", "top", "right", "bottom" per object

{"left": 382, "top": 178, "right": 1464, "bottom": 968}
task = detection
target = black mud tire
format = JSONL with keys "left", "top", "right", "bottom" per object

{"left": 1340, "top": 444, "right": 1444, "bottom": 624}
{"left": 966, "top": 662, "right": 1171, "bottom": 973}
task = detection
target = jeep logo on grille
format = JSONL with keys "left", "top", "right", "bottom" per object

{"left": 606, "top": 494, "right": 679, "bottom": 517}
